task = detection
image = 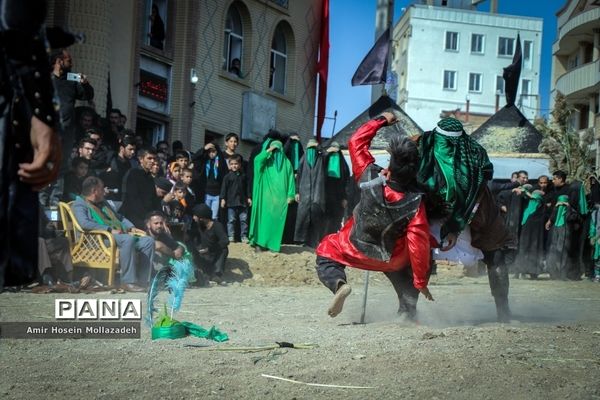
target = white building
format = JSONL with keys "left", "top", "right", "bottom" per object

{"left": 391, "top": 3, "right": 543, "bottom": 131}
{"left": 550, "top": 0, "right": 599, "bottom": 144}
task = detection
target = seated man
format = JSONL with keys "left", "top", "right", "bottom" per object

{"left": 71, "top": 176, "right": 154, "bottom": 292}
{"left": 192, "top": 204, "right": 229, "bottom": 282}
{"left": 145, "top": 210, "right": 197, "bottom": 284}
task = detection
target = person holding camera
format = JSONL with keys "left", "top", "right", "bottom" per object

{"left": 51, "top": 49, "right": 94, "bottom": 154}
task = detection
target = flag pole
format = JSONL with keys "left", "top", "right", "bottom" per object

{"left": 360, "top": 0, "right": 394, "bottom": 324}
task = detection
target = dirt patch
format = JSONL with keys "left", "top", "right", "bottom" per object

{"left": 1, "top": 245, "right": 599, "bottom": 399}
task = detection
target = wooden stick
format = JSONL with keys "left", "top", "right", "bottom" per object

{"left": 261, "top": 374, "right": 374, "bottom": 389}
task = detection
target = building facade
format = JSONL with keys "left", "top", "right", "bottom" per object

{"left": 550, "top": 0, "right": 600, "bottom": 150}
{"left": 45, "top": 0, "right": 324, "bottom": 154}
{"left": 391, "top": 3, "right": 542, "bottom": 132}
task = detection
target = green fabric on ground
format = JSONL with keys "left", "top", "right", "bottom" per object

{"left": 151, "top": 314, "right": 228, "bottom": 341}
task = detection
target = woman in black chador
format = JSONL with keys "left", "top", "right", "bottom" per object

{"left": 515, "top": 190, "right": 545, "bottom": 279}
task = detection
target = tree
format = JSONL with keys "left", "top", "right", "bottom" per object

{"left": 536, "top": 91, "right": 595, "bottom": 181}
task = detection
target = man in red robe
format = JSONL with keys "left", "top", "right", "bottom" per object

{"left": 315, "top": 112, "right": 433, "bottom": 320}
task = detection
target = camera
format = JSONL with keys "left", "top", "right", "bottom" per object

{"left": 66, "top": 72, "right": 82, "bottom": 82}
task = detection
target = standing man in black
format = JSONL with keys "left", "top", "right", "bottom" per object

{"left": 120, "top": 148, "right": 161, "bottom": 228}
{"left": 0, "top": 0, "right": 62, "bottom": 290}
{"left": 51, "top": 49, "right": 94, "bottom": 141}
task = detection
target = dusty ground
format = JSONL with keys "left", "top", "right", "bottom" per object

{"left": 1, "top": 243, "right": 600, "bottom": 399}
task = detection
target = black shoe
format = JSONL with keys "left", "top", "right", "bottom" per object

{"left": 41, "top": 272, "right": 55, "bottom": 287}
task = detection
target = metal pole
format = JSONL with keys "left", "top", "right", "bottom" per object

{"left": 359, "top": 271, "right": 370, "bottom": 324}
{"left": 331, "top": 110, "right": 338, "bottom": 137}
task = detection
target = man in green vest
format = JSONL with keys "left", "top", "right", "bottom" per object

{"left": 71, "top": 176, "right": 154, "bottom": 292}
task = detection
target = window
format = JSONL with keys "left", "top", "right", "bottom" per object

{"left": 223, "top": 6, "right": 243, "bottom": 77}
{"left": 471, "top": 34, "right": 484, "bottom": 54}
{"left": 498, "top": 37, "right": 514, "bottom": 56}
{"left": 270, "top": 25, "right": 287, "bottom": 94}
{"left": 469, "top": 73, "right": 482, "bottom": 92}
{"left": 443, "top": 70, "right": 457, "bottom": 90}
{"left": 523, "top": 40, "right": 533, "bottom": 69}
{"left": 521, "top": 79, "right": 531, "bottom": 107}
{"left": 496, "top": 75, "right": 505, "bottom": 94}
{"left": 146, "top": 0, "right": 168, "bottom": 50}
{"left": 445, "top": 31, "right": 459, "bottom": 51}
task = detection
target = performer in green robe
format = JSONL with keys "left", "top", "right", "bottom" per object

{"left": 248, "top": 140, "right": 296, "bottom": 252}
{"left": 416, "top": 117, "right": 513, "bottom": 322}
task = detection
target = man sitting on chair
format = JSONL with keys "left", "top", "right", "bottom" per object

{"left": 71, "top": 176, "right": 154, "bottom": 292}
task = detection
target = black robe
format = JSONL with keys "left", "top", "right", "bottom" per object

{"left": 498, "top": 189, "right": 525, "bottom": 247}
{"left": 515, "top": 199, "right": 545, "bottom": 276}
{"left": 293, "top": 151, "right": 326, "bottom": 247}
{"left": 323, "top": 151, "right": 350, "bottom": 235}
{"left": 546, "top": 205, "right": 575, "bottom": 280}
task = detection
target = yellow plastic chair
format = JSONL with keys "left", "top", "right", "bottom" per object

{"left": 58, "top": 202, "right": 118, "bottom": 286}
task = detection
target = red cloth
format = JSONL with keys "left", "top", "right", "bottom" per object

{"left": 316, "top": 0, "right": 329, "bottom": 141}
{"left": 316, "top": 118, "right": 431, "bottom": 289}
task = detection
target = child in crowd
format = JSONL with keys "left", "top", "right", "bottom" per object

{"left": 220, "top": 155, "right": 251, "bottom": 242}
{"left": 180, "top": 167, "right": 197, "bottom": 206}
{"left": 167, "top": 162, "right": 182, "bottom": 185}
{"left": 62, "top": 157, "right": 90, "bottom": 201}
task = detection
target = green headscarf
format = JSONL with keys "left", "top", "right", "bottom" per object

{"left": 417, "top": 118, "right": 493, "bottom": 239}
{"left": 521, "top": 191, "right": 543, "bottom": 226}
{"left": 327, "top": 152, "right": 342, "bottom": 178}
{"left": 579, "top": 182, "right": 589, "bottom": 215}
{"left": 554, "top": 194, "right": 569, "bottom": 227}
{"left": 305, "top": 147, "right": 317, "bottom": 168}
{"left": 290, "top": 140, "right": 301, "bottom": 171}
{"left": 589, "top": 209, "right": 600, "bottom": 260}
{"left": 269, "top": 140, "right": 284, "bottom": 171}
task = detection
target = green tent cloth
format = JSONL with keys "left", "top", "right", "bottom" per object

{"left": 248, "top": 141, "right": 296, "bottom": 252}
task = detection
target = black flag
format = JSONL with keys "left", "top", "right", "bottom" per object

{"left": 351, "top": 28, "right": 390, "bottom": 86}
{"left": 105, "top": 70, "right": 113, "bottom": 120}
{"left": 502, "top": 33, "right": 522, "bottom": 106}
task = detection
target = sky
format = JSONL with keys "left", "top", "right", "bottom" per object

{"left": 320, "top": 0, "right": 567, "bottom": 138}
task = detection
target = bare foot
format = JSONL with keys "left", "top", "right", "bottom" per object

{"left": 328, "top": 284, "right": 352, "bottom": 317}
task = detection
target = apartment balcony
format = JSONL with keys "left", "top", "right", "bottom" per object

{"left": 555, "top": 59, "right": 600, "bottom": 100}
{"left": 553, "top": 7, "right": 600, "bottom": 56}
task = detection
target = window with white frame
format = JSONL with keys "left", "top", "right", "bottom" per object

{"left": 523, "top": 40, "right": 533, "bottom": 69}
{"left": 223, "top": 5, "right": 243, "bottom": 77}
{"left": 471, "top": 33, "right": 484, "bottom": 54}
{"left": 498, "top": 37, "right": 514, "bottom": 56}
{"left": 270, "top": 24, "right": 287, "bottom": 94}
{"left": 469, "top": 73, "right": 482, "bottom": 92}
{"left": 443, "top": 70, "right": 457, "bottom": 90}
{"left": 445, "top": 31, "right": 459, "bottom": 51}
{"left": 496, "top": 75, "right": 505, "bottom": 94}
{"left": 521, "top": 79, "right": 531, "bottom": 107}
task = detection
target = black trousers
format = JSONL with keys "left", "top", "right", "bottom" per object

{"left": 482, "top": 249, "right": 511, "bottom": 322}
{"left": 316, "top": 256, "right": 420, "bottom": 318}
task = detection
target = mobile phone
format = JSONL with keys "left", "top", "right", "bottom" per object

{"left": 66, "top": 72, "right": 82, "bottom": 82}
